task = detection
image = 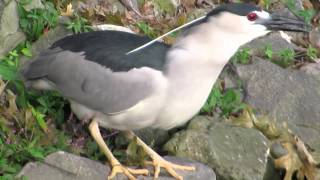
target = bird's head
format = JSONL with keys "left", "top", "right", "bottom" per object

{"left": 201, "top": 3, "right": 309, "bottom": 43}
{"left": 126, "top": 3, "right": 309, "bottom": 56}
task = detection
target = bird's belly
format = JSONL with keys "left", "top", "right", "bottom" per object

{"left": 70, "top": 100, "right": 160, "bottom": 130}
{"left": 69, "top": 80, "right": 168, "bottom": 131}
{"left": 154, "top": 85, "right": 212, "bottom": 130}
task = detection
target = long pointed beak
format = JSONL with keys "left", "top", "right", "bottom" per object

{"left": 264, "top": 14, "right": 310, "bottom": 32}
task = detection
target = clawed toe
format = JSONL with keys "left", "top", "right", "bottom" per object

{"left": 145, "top": 156, "right": 195, "bottom": 180}
{"left": 108, "top": 164, "right": 149, "bottom": 180}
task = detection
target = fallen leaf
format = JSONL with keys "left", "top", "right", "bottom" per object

{"left": 61, "top": 3, "right": 74, "bottom": 17}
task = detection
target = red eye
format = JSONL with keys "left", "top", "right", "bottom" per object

{"left": 247, "top": 12, "right": 258, "bottom": 21}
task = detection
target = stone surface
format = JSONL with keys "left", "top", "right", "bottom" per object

{"left": 20, "top": 18, "right": 72, "bottom": 64}
{"left": 236, "top": 57, "right": 320, "bottom": 151}
{"left": 0, "top": 0, "right": 46, "bottom": 57}
{"left": 164, "top": 116, "right": 269, "bottom": 180}
{"left": 300, "top": 62, "right": 320, "bottom": 82}
{"left": 135, "top": 128, "right": 170, "bottom": 149}
{"left": 243, "top": 32, "right": 300, "bottom": 60}
{"left": 17, "top": 151, "right": 216, "bottom": 180}
{"left": 23, "top": 0, "right": 43, "bottom": 11}
{"left": 0, "top": 0, "right": 26, "bottom": 57}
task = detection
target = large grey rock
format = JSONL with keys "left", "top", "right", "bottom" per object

{"left": 29, "top": 19, "right": 72, "bottom": 56}
{"left": 20, "top": 18, "right": 72, "bottom": 65}
{"left": 17, "top": 151, "right": 216, "bottom": 180}
{"left": 135, "top": 128, "right": 170, "bottom": 149}
{"left": 164, "top": 116, "right": 269, "bottom": 180}
{"left": 0, "top": 0, "right": 25, "bottom": 57}
{"left": 300, "top": 62, "right": 320, "bottom": 82}
{"left": 236, "top": 57, "right": 320, "bottom": 151}
{"left": 0, "top": 0, "right": 45, "bottom": 57}
{"left": 23, "top": 0, "right": 43, "bottom": 11}
{"left": 243, "top": 32, "right": 300, "bottom": 60}
{"left": 0, "top": 0, "right": 47, "bottom": 57}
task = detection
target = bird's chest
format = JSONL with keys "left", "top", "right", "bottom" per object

{"left": 155, "top": 70, "right": 219, "bottom": 129}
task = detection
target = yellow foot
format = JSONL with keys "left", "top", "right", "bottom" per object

{"left": 108, "top": 164, "right": 149, "bottom": 180}
{"left": 145, "top": 156, "right": 196, "bottom": 180}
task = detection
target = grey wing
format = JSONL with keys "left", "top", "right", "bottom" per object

{"left": 23, "top": 50, "right": 158, "bottom": 114}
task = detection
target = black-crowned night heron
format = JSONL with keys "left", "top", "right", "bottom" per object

{"left": 21, "top": 3, "right": 308, "bottom": 180}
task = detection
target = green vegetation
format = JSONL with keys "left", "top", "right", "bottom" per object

{"left": 306, "top": 45, "right": 318, "bottom": 60}
{"left": 261, "top": 0, "right": 272, "bottom": 10}
{"left": 18, "top": 1, "right": 59, "bottom": 41}
{"left": 264, "top": 44, "right": 273, "bottom": 60}
{"left": 278, "top": 48, "right": 296, "bottom": 67}
{"left": 135, "top": 22, "right": 157, "bottom": 39}
{"left": 232, "top": 48, "right": 251, "bottom": 64}
{"left": 285, "top": 0, "right": 315, "bottom": 24}
{"left": 66, "top": 14, "right": 92, "bottom": 34}
{"left": 201, "top": 82, "right": 247, "bottom": 117}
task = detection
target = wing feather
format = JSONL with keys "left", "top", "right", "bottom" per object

{"left": 21, "top": 31, "right": 167, "bottom": 113}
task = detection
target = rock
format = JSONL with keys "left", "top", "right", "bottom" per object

{"left": 23, "top": 0, "right": 43, "bottom": 11}
{"left": 20, "top": 18, "right": 72, "bottom": 64}
{"left": 242, "top": 32, "right": 299, "bottom": 60}
{"left": 135, "top": 128, "right": 170, "bottom": 149}
{"left": 236, "top": 57, "right": 320, "bottom": 152}
{"left": 0, "top": 0, "right": 26, "bottom": 57}
{"left": 0, "top": 0, "right": 47, "bottom": 57}
{"left": 267, "top": 1, "right": 303, "bottom": 13}
{"left": 29, "top": 19, "right": 72, "bottom": 53}
{"left": 153, "top": 0, "right": 176, "bottom": 16}
{"left": 17, "top": 151, "right": 216, "bottom": 180}
{"left": 300, "top": 62, "right": 320, "bottom": 82}
{"left": 109, "top": 0, "right": 126, "bottom": 14}
{"left": 164, "top": 116, "right": 269, "bottom": 180}
{"left": 92, "top": 24, "right": 134, "bottom": 33}
{"left": 309, "top": 27, "right": 320, "bottom": 48}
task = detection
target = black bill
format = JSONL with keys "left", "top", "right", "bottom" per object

{"left": 263, "top": 14, "right": 310, "bottom": 32}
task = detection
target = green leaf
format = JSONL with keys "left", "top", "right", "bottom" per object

{"left": 264, "top": 44, "right": 273, "bottom": 59}
{"left": 232, "top": 48, "right": 251, "bottom": 64}
{"left": 27, "top": 148, "right": 44, "bottom": 159}
{"left": 0, "top": 62, "right": 17, "bottom": 80}
{"left": 31, "top": 107, "right": 48, "bottom": 133}
{"left": 21, "top": 48, "right": 32, "bottom": 57}
{"left": 307, "top": 45, "right": 317, "bottom": 59}
{"left": 201, "top": 84, "right": 222, "bottom": 113}
{"left": 218, "top": 89, "right": 245, "bottom": 117}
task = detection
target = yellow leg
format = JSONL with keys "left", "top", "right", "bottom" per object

{"left": 124, "top": 131, "right": 196, "bottom": 180}
{"left": 89, "top": 120, "right": 149, "bottom": 180}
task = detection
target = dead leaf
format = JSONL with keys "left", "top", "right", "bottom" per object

{"left": 0, "top": 80, "right": 8, "bottom": 96}
{"left": 7, "top": 90, "right": 18, "bottom": 115}
{"left": 61, "top": 3, "right": 74, "bottom": 17}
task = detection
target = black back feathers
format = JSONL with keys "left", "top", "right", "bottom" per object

{"left": 50, "top": 30, "right": 170, "bottom": 72}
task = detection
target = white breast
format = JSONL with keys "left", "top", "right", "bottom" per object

{"left": 154, "top": 48, "right": 226, "bottom": 130}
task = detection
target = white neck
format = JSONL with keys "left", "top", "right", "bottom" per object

{"left": 156, "top": 22, "right": 255, "bottom": 129}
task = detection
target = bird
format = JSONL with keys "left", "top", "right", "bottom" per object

{"left": 21, "top": 3, "right": 308, "bottom": 180}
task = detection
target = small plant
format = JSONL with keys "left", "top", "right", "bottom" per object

{"left": 18, "top": 1, "right": 59, "bottom": 41}
{"left": 262, "top": 0, "right": 272, "bottom": 10}
{"left": 232, "top": 48, "right": 251, "bottom": 64}
{"left": 201, "top": 82, "right": 246, "bottom": 117}
{"left": 264, "top": 44, "right": 273, "bottom": 60}
{"left": 0, "top": 93, "right": 71, "bottom": 178}
{"left": 298, "top": 9, "right": 316, "bottom": 24}
{"left": 218, "top": 89, "right": 246, "bottom": 117}
{"left": 285, "top": 0, "right": 315, "bottom": 24}
{"left": 307, "top": 45, "right": 318, "bottom": 60}
{"left": 201, "top": 84, "right": 222, "bottom": 114}
{"left": 278, "top": 48, "right": 296, "bottom": 67}
{"left": 66, "top": 14, "right": 92, "bottom": 34}
{"left": 135, "top": 22, "right": 157, "bottom": 39}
